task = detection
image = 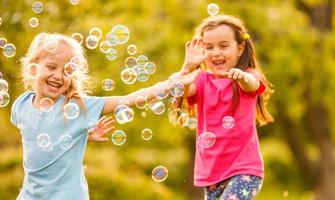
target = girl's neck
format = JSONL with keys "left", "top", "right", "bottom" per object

{"left": 32, "top": 92, "right": 62, "bottom": 109}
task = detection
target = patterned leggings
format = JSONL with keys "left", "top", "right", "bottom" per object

{"left": 204, "top": 175, "right": 263, "bottom": 200}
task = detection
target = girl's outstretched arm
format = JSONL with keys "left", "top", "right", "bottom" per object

{"left": 217, "top": 68, "right": 260, "bottom": 92}
{"left": 101, "top": 69, "right": 200, "bottom": 115}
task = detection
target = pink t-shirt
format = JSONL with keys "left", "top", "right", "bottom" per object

{"left": 187, "top": 70, "right": 265, "bottom": 187}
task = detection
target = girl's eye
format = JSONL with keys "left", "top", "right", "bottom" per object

{"left": 205, "top": 46, "right": 213, "bottom": 50}
{"left": 46, "top": 65, "right": 56, "bottom": 70}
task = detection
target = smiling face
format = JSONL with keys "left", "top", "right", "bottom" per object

{"left": 33, "top": 43, "right": 73, "bottom": 103}
{"left": 203, "top": 24, "right": 244, "bottom": 75}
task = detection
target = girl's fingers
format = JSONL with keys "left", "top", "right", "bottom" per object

{"left": 100, "top": 116, "right": 114, "bottom": 125}
{"left": 191, "top": 39, "right": 199, "bottom": 47}
{"left": 97, "top": 115, "right": 106, "bottom": 123}
{"left": 102, "top": 120, "right": 115, "bottom": 129}
{"left": 185, "top": 41, "right": 191, "bottom": 48}
{"left": 103, "top": 126, "right": 115, "bottom": 134}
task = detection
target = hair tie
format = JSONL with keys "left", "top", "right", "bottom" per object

{"left": 242, "top": 33, "right": 250, "bottom": 40}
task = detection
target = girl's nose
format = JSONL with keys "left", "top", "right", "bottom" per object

{"left": 212, "top": 47, "right": 221, "bottom": 56}
{"left": 53, "top": 69, "right": 63, "bottom": 80}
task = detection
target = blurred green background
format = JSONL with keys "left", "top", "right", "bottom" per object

{"left": 1, "top": 0, "right": 335, "bottom": 199}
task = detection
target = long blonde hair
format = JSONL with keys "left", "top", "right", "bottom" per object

{"left": 20, "top": 33, "right": 92, "bottom": 109}
{"left": 183, "top": 15, "right": 274, "bottom": 126}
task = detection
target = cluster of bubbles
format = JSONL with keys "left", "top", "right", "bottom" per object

{"left": 151, "top": 165, "right": 168, "bottom": 182}
{"left": 29, "top": 1, "right": 44, "bottom": 28}
{"left": 207, "top": 3, "right": 220, "bottom": 16}
{"left": 38, "top": 97, "right": 80, "bottom": 120}
{"left": 36, "top": 133, "right": 74, "bottom": 151}
{"left": 196, "top": 115, "right": 235, "bottom": 149}
{"left": 0, "top": 72, "right": 10, "bottom": 107}
{"left": 167, "top": 97, "right": 198, "bottom": 130}
{"left": 1, "top": 37, "right": 16, "bottom": 58}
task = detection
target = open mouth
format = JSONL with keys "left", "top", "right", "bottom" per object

{"left": 46, "top": 81, "right": 62, "bottom": 90}
{"left": 212, "top": 60, "right": 226, "bottom": 66}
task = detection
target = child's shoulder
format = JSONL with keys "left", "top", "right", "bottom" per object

{"left": 12, "top": 91, "right": 35, "bottom": 108}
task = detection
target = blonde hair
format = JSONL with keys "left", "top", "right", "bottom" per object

{"left": 20, "top": 33, "right": 92, "bottom": 109}
{"left": 183, "top": 15, "right": 274, "bottom": 126}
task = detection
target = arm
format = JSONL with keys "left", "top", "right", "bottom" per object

{"left": 217, "top": 68, "right": 260, "bottom": 92}
{"left": 101, "top": 69, "right": 200, "bottom": 115}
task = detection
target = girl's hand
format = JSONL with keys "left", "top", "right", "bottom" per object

{"left": 182, "top": 38, "right": 210, "bottom": 72}
{"left": 88, "top": 116, "right": 115, "bottom": 142}
{"left": 218, "top": 68, "right": 250, "bottom": 83}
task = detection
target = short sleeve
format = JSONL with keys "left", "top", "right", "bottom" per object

{"left": 187, "top": 72, "right": 206, "bottom": 105}
{"left": 82, "top": 96, "right": 106, "bottom": 128}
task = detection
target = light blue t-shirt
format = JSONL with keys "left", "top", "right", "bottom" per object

{"left": 10, "top": 91, "right": 106, "bottom": 200}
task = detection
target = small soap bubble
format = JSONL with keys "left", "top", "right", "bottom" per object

{"left": 168, "top": 97, "right": 180, "bottom": 109}
{"left": 89, "top": 27, "right": 102, "bottom": 40}
{"left": 63, "top": 102, "right": 80, "bottom": 119}
{"left": 39, "top": 98, "right": 54, "bottom": 112}
{"left": 26, "top": 63, "right": 41, "bottom": 79}
{"left": 0, "top": 79, "right": 9, "bottom": 93}
{"left": 105, "top": 48, "right": 118, "bottom": 61}
{"left": 85, "top": 35, "right": 99, "bottom": 49}
{"left": 70, "top": 0, "right": 80, "bottom": 6}
{"left": 111, "top": 130, "right": 126, "bottom": 145}
{"left": 125, "top": 56, "right": 137, "bottom": 68}
{"left": 59, "top": 134, "right": 74, "bottom": 150}
{"left": 102, "top": 79, "right": 115, "bottom": 91}
{"left": 144, "top": 62, "right": 156, "bottom": 74}
{"left": 44, "top": 38, "right": 59, "bottom": 53}
{"left": 99, "top": 41, "right": 112, "bottom": 53}
{"left": 71, "top": 33, "right": 83, "bottom": 44}
{"left": 177, "top": 112, "right": 189, "bottom": 127}
{"left": 170, "top": 82, "right": 184, "bottom": 97}
{"left": 111, "top": 25, "right": 130, "bottom": 44}
{"left": 222, "top": 116, "right": 235, "bottom": 129}
{"left": 0, "top": 92, "right": 10, "bottom": 107}
{"left": 114, "top": 104, "right": 134, "bottom": 124}
{"left": 32, "top": 1, "right": 44, "bottom": 14}
{"left": 120, "top": 68, "right": 137, "bottom": 85}
{"left": 141, "top": 128, "right": 153, "bottom": 141}
{"left": 3, "top": 43, "right": 16, "bottom": 57}
{"left": 197, "top": 132, "right": 216, "bottom": 148}
{"left": 36, "top": 133, "right": 51, "bottom": 148}
{"left": 136, "top": 55, "right": 148, "bottom": 67}
{"left": 105, "top": 31, "right": 119, "bottom": 46}
{"left": 0, "top": 38, "right": 7, "bottom": 48}
{"left": 135, "top": 96, "right": 147, "bottom": 109}
{"left": 151, "top": 101, "right": 165, "bottom": 115}
{"left": 64, "top": 62, "right": 78, "bottom": 77}
{"left": 152, "top": 166, "right": 168, "bottom": 182}
{"left": 187, "top": 117, "right": 197, "bottom": 129}
{"left": 207, "top": 3, "right": 220, "bottom": 16}
{"left": 136, "top": 67, "right": 149, "bottom": 82}
{"left": 127, "top": 44, "right": 137, "bottom": 55}
{"left": 29, "top": 17, "right": 39, "bottom": 28}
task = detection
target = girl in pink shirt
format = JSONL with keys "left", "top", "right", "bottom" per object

{"left": 177, "top": 15, "right": 274, "bottom": 200}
